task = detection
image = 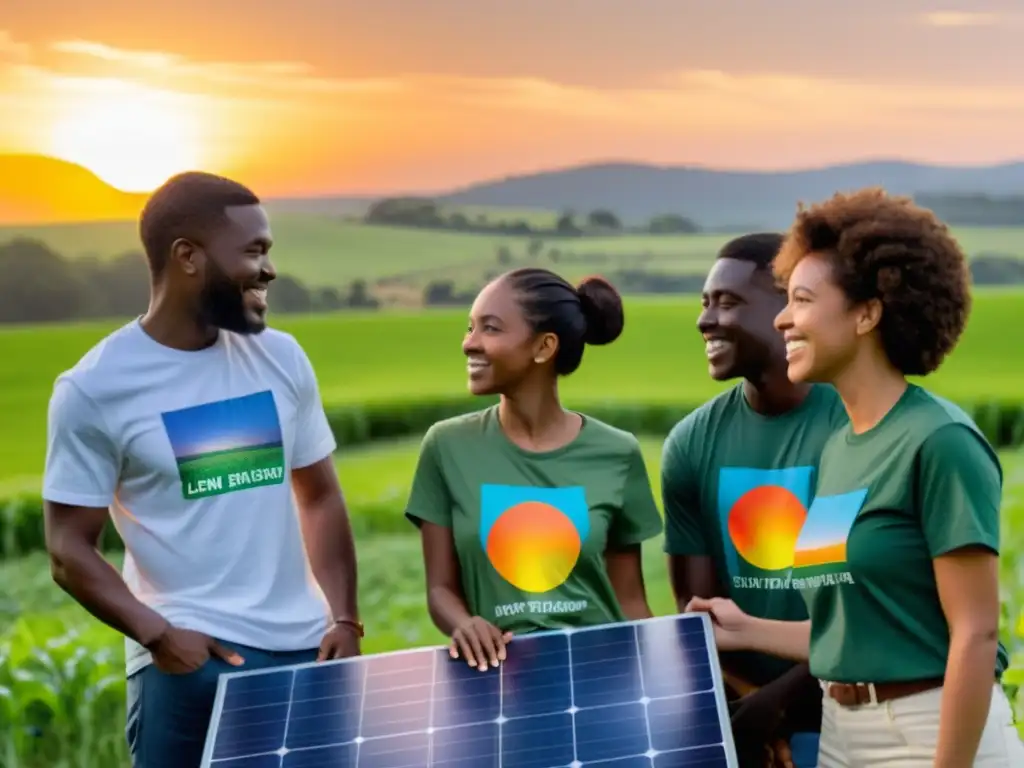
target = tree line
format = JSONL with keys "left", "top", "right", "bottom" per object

{"left": 0, "top": 239, "right": 378, "bottom": 325}
{"left": 364, "top": 197, "right": 700, "bottom": 236}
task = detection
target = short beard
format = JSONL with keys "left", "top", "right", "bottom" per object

{"left": 198, "top": 264, "right": 264, "bottom": 335}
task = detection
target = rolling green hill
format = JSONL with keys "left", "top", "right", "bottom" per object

{"left": 3, "top": 215, "right": 1023, "bottom": 293}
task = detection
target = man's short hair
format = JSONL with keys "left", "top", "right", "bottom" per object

{"left": 716, "top": 232, "right": 785, "bottom": 271}
{"left": 139, "top": 172, "right": 261, "bottom": 277}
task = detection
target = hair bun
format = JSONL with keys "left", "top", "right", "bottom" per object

{"left": 576, "top": 275, "right": 624, "bottom": 346}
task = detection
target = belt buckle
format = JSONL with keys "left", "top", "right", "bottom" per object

{"left": 824, "top": 680, "right": 879, "bottom": 707}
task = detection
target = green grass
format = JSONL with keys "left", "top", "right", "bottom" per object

{"left": 3, "top": 439, "right": 1024, "bottom": 766}
{"left": 2, "top": 291, "right": 1023, "bottom": 488}
{"left": 2, "top": 216, "right": 1021, "bottom": 289}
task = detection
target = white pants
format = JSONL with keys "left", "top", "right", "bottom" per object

{"left": 817, "top": 683, "right": 1024, "bottom": 767}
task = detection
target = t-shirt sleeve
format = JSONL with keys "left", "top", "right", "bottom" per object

{"left": 405, "top": 425, "right": 453, "bottom": 529}
{"left": 917, "top": 423, "right": 1002, "bottom": 557}
{"left": 290, "top": 342, "right": 337, "bottom": 469}
{"left": 660, "top": 421, "right": 707, "bottom": 556}
{"left": 42, "top": 377, "right": 120, "bottom": 508}
{"left": 608, "top": 439, "right": 664, "bottom": 548}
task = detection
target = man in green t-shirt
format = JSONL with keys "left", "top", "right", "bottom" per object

{"left": 661, "top": 233, "right": 848, "bottom": 766}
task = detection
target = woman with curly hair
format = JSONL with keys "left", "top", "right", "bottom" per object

{"left": 687, "top": 188, "right": 1023, "bottom": 766}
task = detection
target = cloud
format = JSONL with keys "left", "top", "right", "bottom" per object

{"left": 49, "top": 39, "right": 403, "bottom": 96}
{"left": 0, "top": 30, "right": 30, "bottom": 62}
{"left": 920, "top": 11, "right": 1001, "bottom": 27}
{"left": 421, "top": 69, "right": 1024, "bottom": 131}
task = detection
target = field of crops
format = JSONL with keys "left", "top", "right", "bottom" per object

{"left": 2, "top": 215, "right": 1022, "bottom": 289}
{"left": 2, "top": 290, "right": 1022, "bottom": 492}
{"left": 4, "top": 436, "right": 1024, "bottom": 767}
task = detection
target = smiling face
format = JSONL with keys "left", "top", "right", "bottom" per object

{"left": 462, "top": 278, "right": 556, "bottom": 396}
{"left": 193, "top": 204, "right": 276, "bottom": 334}
{"left": 774, "top": 252, "right": 876, "bottom": 383}
{"left": 697, "top": 258, "right": 787, "bottom": 381}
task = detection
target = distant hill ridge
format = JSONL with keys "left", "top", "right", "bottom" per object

{"left": 3, "top": 154, "right": 1024, "bottom": 228}
{"left": 0, "top": 155, "right": 148, "bottom": 225}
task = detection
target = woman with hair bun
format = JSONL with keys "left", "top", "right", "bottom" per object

{"left": 405, "top": 268, "right": 663, "bottom": 670}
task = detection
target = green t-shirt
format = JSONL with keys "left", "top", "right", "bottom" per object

{"left": 797, "top": 385, "right": 1008, "bottom": 683}
{"left": 405, "top": 406, "right": 664, "bottom": 634}
{"left": 662, "top": 383, "right": 848, "bottom": 685}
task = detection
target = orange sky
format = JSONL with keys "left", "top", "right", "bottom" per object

{"left": 2, "top": 0, "right": 1024, "bottom": 196}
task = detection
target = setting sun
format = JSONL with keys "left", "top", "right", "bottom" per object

{"left": 47, "top": 80, "right": 203, "bottom": 193}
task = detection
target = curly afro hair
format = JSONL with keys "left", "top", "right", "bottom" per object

{"left": 773, "top": 187, "right": 971, "bottom": 376}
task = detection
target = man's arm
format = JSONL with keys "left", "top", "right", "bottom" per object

{"left": 660, "top": 424, "right": 723, "bottom": 610}
{"left": 41, "top": 377, "right": 168, "bottom": 646}
{"left": 45, "top": 501, "right": 168, "bottom": 646}
{"left": 293, "top": 457, "right": 359, "bottom": 625}
{"left": 288, "top": 340, "right": 359, "bottom": 628}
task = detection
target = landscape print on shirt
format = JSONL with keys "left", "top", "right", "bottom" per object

{"left": 717, "top": 466, "right": 814, "bottom": 591}
{"left": 790, "top": 488, "right": 867, "bottom": 588}
{"left": 161, "top": 390, "right": 286, "bottom": 500}
{"left": 479, "top": 483, "right": 591, "bottom": 621}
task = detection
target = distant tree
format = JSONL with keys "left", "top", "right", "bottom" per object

{"left": 314, "top": 286, "right": 344, "bottom": 312}
{"left": 527, "top": 239, "right": 545, "bottom": 258}
{"left": 364, "top": 197, "right": 444, "bottom": 228}
{"left": 647, "top": 213, "right": 699, "bottom": 234}
{"left": 587, "top": 209, "right": 621, "bottom": 230}
{"left": 346, "top": 279, "right": 380, "bottom": 309}
{"left": 268, "top": 275, "right": 312, "bottom": 314}
{"left": 496, "top": 245, "right": 513, "bottom": 265}
{"left": 555, "top": 211, "right": 579, "bottom": 235}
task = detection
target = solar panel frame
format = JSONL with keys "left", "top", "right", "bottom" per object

{"left": 199, "top": 613, "right": 739, "bottom": 768}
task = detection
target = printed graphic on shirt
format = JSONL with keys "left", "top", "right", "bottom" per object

{"left": 717, "top": 466, "right": 814, "bottom": 590}
{"left": 161, "top": 390, "right": 285, "bottom": 500}
{"left": 480, "top": 484, "right": 590, "bottom": 594}
{"left": 791, "top": 488, "right": 866, "bottom": 588}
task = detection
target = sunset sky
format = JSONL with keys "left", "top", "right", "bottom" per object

{"left": 3, "top": 0, "right": 1024, "bottom": 196}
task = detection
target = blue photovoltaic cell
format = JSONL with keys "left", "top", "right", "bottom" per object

{"left": 200, "top": 614, "right": 737, "bottom": 768}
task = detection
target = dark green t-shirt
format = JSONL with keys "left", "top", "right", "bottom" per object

{"left": 797, "top": 385, "right": 1008, "bottom": 683}
{"left": 405, "top": 406, "right": 664, "bottom": 633}
{"left": 662, "top": 383, "right": 848, "bottom": 685}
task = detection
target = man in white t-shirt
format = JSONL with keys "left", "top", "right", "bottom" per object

{"left": 42, "top": 172, "right": 362, "bottom": 768}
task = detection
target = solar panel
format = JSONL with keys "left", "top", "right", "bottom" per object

{"left": 199, "top": 613, "right": 738, "bottom": 768}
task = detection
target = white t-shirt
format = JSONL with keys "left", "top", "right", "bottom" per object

{"left": 42, "top": 319, "right": 337, "bottom": 676}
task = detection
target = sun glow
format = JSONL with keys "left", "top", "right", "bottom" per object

{"left": 48, "top": 80, "right": 204, "bottom": 193}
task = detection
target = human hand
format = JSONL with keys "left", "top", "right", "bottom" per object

{"left": 148, "top": 626, "right": 245, "bottom": 674}
{"left": 450, "top": 617, "right": 513, "bottom": 672}
{"left": 317, "top": 621, "right": 362, "bottom": 661}
{"left": 685, "top": 596, "right": 752, "bottom": 652}
{"left": 729, "top": 685, "right": 787, "bottom": 754}
{"left": 767, "top": 737, "right": 794, "bottom": 768}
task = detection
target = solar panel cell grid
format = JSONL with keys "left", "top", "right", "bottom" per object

{"left": 201, "top": 614, "right": 738, "bottom": 768}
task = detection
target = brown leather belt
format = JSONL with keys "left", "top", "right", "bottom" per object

{"left": 823, "top": 677, "right": 943, "bottom": 707}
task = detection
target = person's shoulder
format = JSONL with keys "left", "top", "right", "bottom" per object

{"left": 805, "top": 383, "right": 849, "bottom": 428}
{"left": 578, "top": 413, "right": 642, "bottom": 455}
{"left": 910, "top": 388, "right": 1001, "bottom": 471}
{"left": 52, "top": 320, "right": 146, "bottom": 398}
{"left": 423, "top": 406, "right": 496, "bottom": 444}
{"left": 665, "top": 384, "right": 742, "bottom": 448}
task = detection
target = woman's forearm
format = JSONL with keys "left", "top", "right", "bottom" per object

{"left": 934, "top": 633, "right": 997, "bottom": 768}
{"left": 427, "top": 585, "right": 474, "bottom": 635}
{"left": 743, "top": 617, "right": 812, "bottom": 662}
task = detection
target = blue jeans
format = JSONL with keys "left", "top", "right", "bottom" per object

{"left": 789, "top": 732, "right": 820, "bottom": 767}
{"left": 125, "top": 638, "right": 318, "bottom": 768}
